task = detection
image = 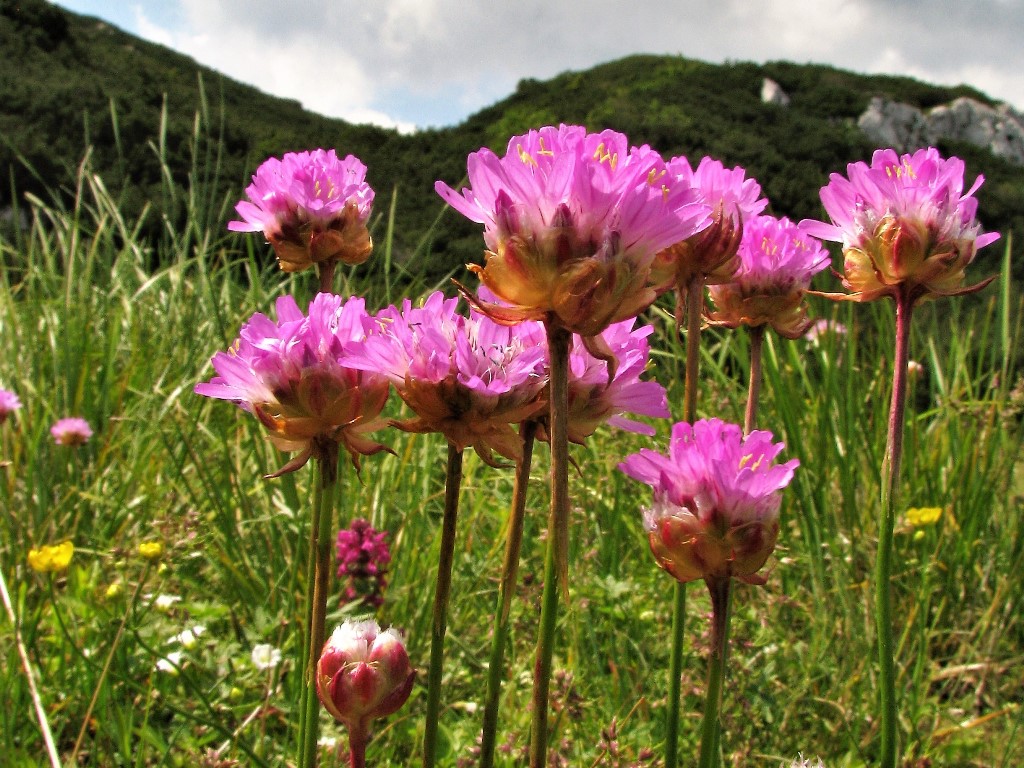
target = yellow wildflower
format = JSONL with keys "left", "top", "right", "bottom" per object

{"left": 906, "top": 507, "right": 943, "bottom": 527}
{"left": 138, "top": 541, "right": 163, "bottom": 561}
{"left": 27, "top": 541, "right": 74, "bottom": 573}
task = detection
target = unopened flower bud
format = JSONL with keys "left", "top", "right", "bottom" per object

{"left": 316, "top": 619, "right": 415, "bottom": 731}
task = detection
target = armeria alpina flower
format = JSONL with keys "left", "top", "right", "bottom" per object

{"left": 336, "top": 518, "right": 391, "bottom": 608}
{"left": 0, "top": 389, "right": 21, "bottom": 424}
{"left": 50, "top": 417, "right": 92, "bottom": 446}
{"left": 346, "top": 292, "right": 547, "bottom": 465}
{"left": 27, "top": 541, "right": 74, "bottom": 573}
{"left": 229, "top": 149, "right": 375, "bottom": 272}
{"left": 649, "top": 156, "right": 768, "bottom": 297}
{"left": 317, "top": 619, "right": 415, "bottom": 731}
{"left": 555, "top": 318, "right": 670, "bottom": 444}
{"left": 195, "top": 293, "right": 390, "bottom": 476}
{"left": 619, "top": 419, "right": 798, "bottom": 584}
{"left": 801, "top": 147, "right": 999, "bottom": 304}
{"left": 707, "top": 215, "right": 831, "bottom": 338}
{"left": 436, "top": 124, "right": 710, "bottom": 337}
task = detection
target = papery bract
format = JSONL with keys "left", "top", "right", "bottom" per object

{"left": 194, "top": 293, "right": 390, "bottom": 475}
{"left": 707, "top": 215, "right": 830, "bottom": 338}
{"left": 316, "top": 619, "right": 415, "bottom": 731}
{"left": 619, "top": 419, "right": 798, "bottom": 584}
{"left": 229, "top": 149, "right": 375, "bottom": 272}
{"left": 347, "top": 292, "right": 548, "bottom": 465}
{"left": 649, "top": 156, "right": 768, "bottom": 296}
{"left": 436, "top": 124, "right": 710, "bottom": 335}
{"left": 801, "top": 147, "right": 999, "bottom": 303}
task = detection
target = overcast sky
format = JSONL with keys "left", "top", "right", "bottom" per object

{"left": 50, "top": 0, "right": 1024, "bottom": 134}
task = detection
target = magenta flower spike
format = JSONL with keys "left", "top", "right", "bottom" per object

{"left": 0, "top": 389, "right": 21, "bottom": 424}
{"left": 335, "top": 519, "right": 391, "bottom": 608}
{"left": 194, "top": 293, "right": 390, "bottom": 476}
{"left": 619, "top": 418, "right": 798, "bottom": 585}
{"left": 707, "top": 215, "right": 831, "bottom": 339}
{"left": 347, "top": 291, "right": 548, "bottom": 465}
{"left": 801, "top": 147, "right": 999, "bottom": 304}
{"left": 230, "top": 149, "right": 375, "bottom": 274}
{"left": 650, "top": 156, "right": 768, "bottom": 296}
{"left": 436, "top": 124, "right": 710, "bottom": 337}
{"left": 50, "top": 417, "right": 92, "bottom": 446}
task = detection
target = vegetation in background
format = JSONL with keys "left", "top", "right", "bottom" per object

{"left": 2, "top": 0, "right": 1023, "bottom": 283}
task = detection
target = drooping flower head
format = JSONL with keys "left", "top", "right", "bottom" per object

{"left": 195, "top": 293, "right": 390, "bottom": 476}
{"left": 347, "top": 292, "right": 548, "bottom": 465}
{"left": 336, "top": 518, "right": 391, "bottom": 608}
{"left": 50, "top": 417, "right": 92, "bottom": 446}
{"left": 0, "top": 389, "right": 21, "bottom": 424}
{"left": 801, "top": 147, "right": 999, "bottom": 303}
{"left": 619, "top": 419, "right": 798, "bottom": 584}
{"left": 650, "top": 156, "right": 768, "bottom": 297}
{"left": 229, "top": 149, "right": 375, "bottom": 272}
{"left": 707, "top": 215, "right": 831, "bottom": 338}
{"left": 317, "top": 619, "right": 415, "bottom": 731}
{"left": 436, "top": 124, "right": 711, "bottom": 336}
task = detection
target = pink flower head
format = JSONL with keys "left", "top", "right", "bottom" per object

{"left": 801, "top": 147, "right": 999, "bottom": 303}
{"left": 650, "top": 156, "right": 769, "bottom": 295}
{"left": 229, "top": 149, "right": 375, "bottom": 272}
{"left": 317, "top": 619, "right": 415, "bottom": 732}
{"left": 619, "top": 418, "right": 798, "bottom": 584}
{"left": 347, "top": 292, "right": 548, "bottom": 465}
{"left": 707, "top": 215, "right": 831, "bottom": 338}
{"left": 194, "top": 293, "right": 390, "bottom": 476}
{"left": 550, "top": 319, "right": 669, "bottom": 443}
{"left": 436, "top": 124, "right": 710, "bottom": 336}
{"left": 50, "top": 417, "right": 92, "bottom": 446}
{"left": 336, "top": 519, "right": 391, "bottom": 608}
{"left": 804, "top": 318, "right": 847, "bottom": 345}
{"left": 0, "top": 389, "right": 21, "bottom": 424}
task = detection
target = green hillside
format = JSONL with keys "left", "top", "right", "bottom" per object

{"left": 2, "top": 0, "right": 1022, "bottom": 280}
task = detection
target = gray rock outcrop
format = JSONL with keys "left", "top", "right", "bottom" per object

{"left": 857, "top": 96, "right": 1024, "bottom": 165}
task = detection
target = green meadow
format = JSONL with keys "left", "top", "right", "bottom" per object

{"left": 0, "top": 142, "right": 1022, "bottom": 768}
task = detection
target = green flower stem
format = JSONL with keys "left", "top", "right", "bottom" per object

{"left": 480, "top": 420, "right": 538, "bottom": 768}
{"left": 697, "top": 576, "right": 733, "bottom": 768}
{"left": 529, "top": 324, "right": 571, "bottom": 768}
{"left": 744, "top": 325, "right": 765, "bottom": 435}
{"left": 299, "top": 446, "right": 340, "bottom": 768}
{"left": 422, "top": 442, "right": 465, "bottom": 768}
{"left": 877, "top": 291, "right": 913, "bottom": 768}
{"left": 664, "top": 278, "right": 704, "bottom": 768}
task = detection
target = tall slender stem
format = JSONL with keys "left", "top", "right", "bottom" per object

{"left": 664, "top": 279, "right": 704, "bottom": 768}
{"left": 317, "top": 262, "right": 336, "bottom": 295}
{"left": 300, "top": 446, "right": 340, "bottom": 768}
{"left": 422, "top": 443, "right": 464, "bottom": 768}
{"left": 697, "top": 576, "right": 733, "bottom": 768}
{"left": 480, "top": 421, "right": 537, "bottom": 768}
{"left": 744, "top": 326, "right": 764, "bottom": 436}
{"left": 877, "top": 292, "right": 913, "bottom": 768}
{"left": 348, "top": 722, "right": 369, "bottom": 768}
{"left": 530, "top": 324, "right": 571, "bottom": 768}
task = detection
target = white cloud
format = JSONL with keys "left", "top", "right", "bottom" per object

{"left": 56, "top": 0, "right": 1024, "bottom": 129}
